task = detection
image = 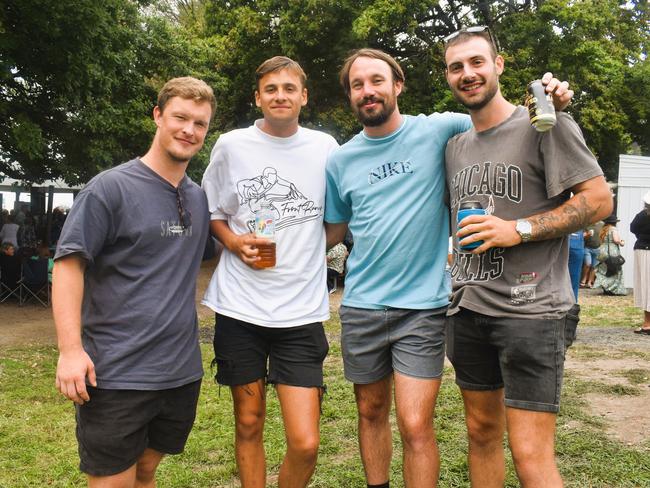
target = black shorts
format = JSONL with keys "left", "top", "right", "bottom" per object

{"left": 75, "top": 380, "right": 201, "bottom": 476}
{"left": 213, "top": 313, "right": 329, "bottom": 388}
{"left": 446, "top": 305, "right": 579, "bottom": 413}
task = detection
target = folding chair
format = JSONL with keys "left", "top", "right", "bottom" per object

{"left": 19, "top": 258, "right": 51, "bottom": 307}
{"left": 0, "top": 254, "right": 21, "bottom": 303}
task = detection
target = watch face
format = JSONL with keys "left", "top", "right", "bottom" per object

{"left": 517, "top": 220, "right": 532, "bottom": 239}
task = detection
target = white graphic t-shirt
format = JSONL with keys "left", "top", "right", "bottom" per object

{"left": 202, "top": 120, "right": 339, "bottom": 327}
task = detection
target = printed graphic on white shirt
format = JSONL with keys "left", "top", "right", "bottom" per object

{"left": 237, "top": 166, "right": 323, "bottom": 232}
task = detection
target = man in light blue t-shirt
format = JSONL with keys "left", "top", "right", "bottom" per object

{"left": 325, "top": 48, "right": 471, "bottom": 488}
{"left": 325, "top": 48, "right": 572, "bottom": 488}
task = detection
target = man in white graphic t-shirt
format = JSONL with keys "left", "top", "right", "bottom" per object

{"left": 201, "top": 56, "right": 338, "bottom": 488}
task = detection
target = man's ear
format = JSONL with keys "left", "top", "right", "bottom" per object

{"left": 495, "top": 55, "right": 505, "bottom": 76}
{"left": 394, "top": 80, "right": 404, "bottom": 97}
{"left": 152, "top": 106, "right": 162, "bottom": 127}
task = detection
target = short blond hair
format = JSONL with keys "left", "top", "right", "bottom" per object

{"left": 157, "top": 77, "right": 216, "bottom": 120}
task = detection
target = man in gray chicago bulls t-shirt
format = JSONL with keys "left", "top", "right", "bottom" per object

{"left": 443, "top": 28, "right": 612, "bottom": 487}
{"left": 53, "top": 77, "right": 214, "bottom": 486}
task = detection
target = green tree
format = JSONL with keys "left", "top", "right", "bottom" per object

{"left": 2, "top": 0, "right": 646, "bottom": 184}
{"left": 0, "top": 0, "right": 197, "bottom": 184}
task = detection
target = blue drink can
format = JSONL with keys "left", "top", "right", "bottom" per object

{"left": 457, "top": 201, "right": 485, "bottom": 250}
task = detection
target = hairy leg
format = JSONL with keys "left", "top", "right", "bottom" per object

{"left": 507, "top": 407, "right": 562, "bottom": 488}
{"left": 460, "top": 389, "right": 506, "bottom": 488}
{"left": 354, "top": 375, "right": 393, "bottom": 485}
{"left": 393, "top": 373, "right": 442, "bottom": 488}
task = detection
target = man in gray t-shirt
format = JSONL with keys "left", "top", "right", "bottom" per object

{"left": 53, "top": 77, "right": 215, "bottom": 486}
{"left": 443, "top": 29, "right": 612, "bottom": 486}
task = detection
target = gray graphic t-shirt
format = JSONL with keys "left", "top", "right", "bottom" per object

{"left": 55, "top": 159, "right": 209, "bottom": 389}
{"left": 445, "top": 107, "right": 603, "bottom": 319}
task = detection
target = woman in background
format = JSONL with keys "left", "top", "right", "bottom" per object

{"left": 630, "top": 192, "right": 650, "bottom": 334}
{"left": 594, "top": 214, "right": 627, "bottom": 296}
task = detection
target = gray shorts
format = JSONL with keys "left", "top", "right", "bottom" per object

{"left": 339, "top": 305, "right": 446, "bottom": 384}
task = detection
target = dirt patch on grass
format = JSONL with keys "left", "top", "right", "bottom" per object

{"left": 580, "top": 393, "right": 650, "bottom": 446}
{"left": 565, "top": 288, "right": 650, "bottom": 448}
{"left": 565, "top": 353, "right": 650, "bottom": 447}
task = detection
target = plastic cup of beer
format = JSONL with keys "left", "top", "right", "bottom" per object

{"left": 254, "top": 204, "right": 276, "bottom": 268}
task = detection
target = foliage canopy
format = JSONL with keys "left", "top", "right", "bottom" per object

{"left": 1, "top": 0, "right": 648, "bottom": 184}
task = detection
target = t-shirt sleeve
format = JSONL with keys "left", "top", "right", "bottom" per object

{"left": 202, "top": 137, "right": 238, "bottom": 220}
{"left": 324, "top": 156, "right": 351, "bottom": 224}
{"left": 540, "top": 113, "right": 603, "bottom": 199}
{"left": 54, "top": 183, "right": 114, "bottom": 264}
{"left": 431, "top": 112, "right": 472, "bottom": 141}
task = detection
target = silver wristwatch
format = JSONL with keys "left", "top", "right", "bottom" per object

{"left": 515, "top": 219, "right": 533, "bottom": 243}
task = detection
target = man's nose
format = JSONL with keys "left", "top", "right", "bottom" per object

{"left": 461, "top": 64, "right": 476, "bottom": 79}
{"left": 361, "top": 80, "right": 377, "bottom": 97}
{"left": 181, "top": 120, "right": 195, "bottom": 135}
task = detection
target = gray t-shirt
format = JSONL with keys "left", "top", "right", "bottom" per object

{"left": 445, "top": 107, "right": 603, "bottom": 319}
{"left": 55, "top": 159, "right": 209, "bottom": 389}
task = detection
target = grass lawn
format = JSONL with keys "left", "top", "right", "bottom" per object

{"left": 1, "top": 304, "right": 649, "bottom": 487}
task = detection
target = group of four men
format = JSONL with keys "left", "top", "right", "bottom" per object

{"left": 53, "top": 27, "right": 612, "bottom": 488}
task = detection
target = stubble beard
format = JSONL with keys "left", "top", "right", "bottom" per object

{"left": 454, "top": 77, "right": 498, "bottom": 111}
{"left": 353, "top": 96, "right": 396, "bottom": 127}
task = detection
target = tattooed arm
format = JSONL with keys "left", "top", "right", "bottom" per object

{"left": 457, "top": 175, "right": 612, "bottom": 253}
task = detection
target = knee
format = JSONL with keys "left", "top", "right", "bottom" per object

{"left": 287, "top": 434, "right": 320, "bottom": 466}
{"left": 135, "top": 459, "right": 158, "bottom": 484}
{"left": 466, "top": 415, "right": 504, "bottom": 449}
{"left": 357, "top": 397, "right": 390, "bottom": 425}
{"left": 510, "top": 441, "right": 550, "bottom": 475}
{"left": 235, "top": 410, "right": 265, "bottom": 441}
{"left": 398, "top": 414, "right": 435, "bottom": 450}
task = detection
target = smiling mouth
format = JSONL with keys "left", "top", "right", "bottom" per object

{"left": 461, "top": 81, "right": 483, "bottom": 92}
{"left": 360, "top": 98, "right": 382, "bottom": 109}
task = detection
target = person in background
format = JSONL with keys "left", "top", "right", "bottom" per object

{"left": 327, "top": 242, "right": 348, "bottom": 293}
{"left": 0, "top": 214, "right": 19, "bottom": 248}
{"left": 33, "top": 242, "right": 54, "bottom": 282}
{"left": 568, "top": 230, "right": 585, "bottom": 300}
{"left": 594, "top": 214, "right": 627, "bottom": 296}
{"left": 580, "top": 221, "right": 603, "bottom": 289}
{"left": 631, "top": 192, "right": 650, "bottom": 334}
{"left": 1, "top": 241, "right": 15, "bottom": 256}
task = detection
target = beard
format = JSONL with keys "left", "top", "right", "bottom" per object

{"left": 453, "top": 77, "right": 498, "bottom": 111}
{"left": 352, "top": 95, "right": 397, "bottom": 127}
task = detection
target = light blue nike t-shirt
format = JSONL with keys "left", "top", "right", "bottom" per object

{"left": 325, "top": 112, "right": 471, "bottom": 310}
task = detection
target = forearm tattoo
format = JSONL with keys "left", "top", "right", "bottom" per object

{"left": 529, "top": 193, "right": 598, "bottom": 241}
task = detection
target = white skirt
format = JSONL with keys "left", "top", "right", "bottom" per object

{"left": 633, "top": 249, "right": 650, "bottom": 311}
